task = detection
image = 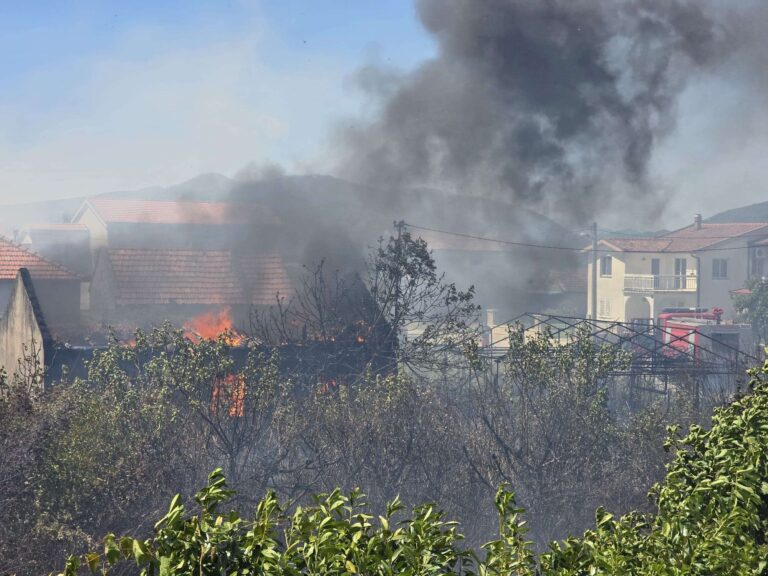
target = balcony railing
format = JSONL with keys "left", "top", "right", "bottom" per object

{"left": 623, "top": 274, "right": 697, "bottom": 293}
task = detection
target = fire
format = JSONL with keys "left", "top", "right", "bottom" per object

{"left": 184, "top": 307, "right": 245, "bottom": 345}
{"left": 212, "top": 374, "right": 245, "bottom": 417}
{"left": 318, "top": 376, "right": 338, "bottom": 394}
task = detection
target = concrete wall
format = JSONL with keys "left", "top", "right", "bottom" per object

{"left": 74, "top": 205, "right": 108, "bottom": 265}
{"left": 698, "top": 243, "right": 749, "bottom": 319}
{"left": 34, "top": 280, "right": 82, "bottom": 327}
{"left": 0, "top": 270, "right": 50, "bottom": 387}
{"left": 87, "top": 249, "right": 117, "bottom": 322}
{"left": 588, "top": 251, "right": 626, "bottom": 321}
{"left": 588, "top": 241, "right": 751, "bottom": 322}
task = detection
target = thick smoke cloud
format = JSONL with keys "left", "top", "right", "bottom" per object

{"left": 336, "top": 0, "right": 725, "bottom": 224}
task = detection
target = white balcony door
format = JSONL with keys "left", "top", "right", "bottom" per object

{"left": 674, "top": 258, "right": 687, "bottom": 290}
{"left": 651, "top": 258, "right": 660, "bottom": 289}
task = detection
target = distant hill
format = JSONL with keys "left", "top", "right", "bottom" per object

{"left": 708, "top": 201, "right": 768, "bottom": 223}
{"left": 0, "top": 173, "right": 586, "bottom": 316}
{"left": 0, "top": 173, "right": 575, "bottom": 247}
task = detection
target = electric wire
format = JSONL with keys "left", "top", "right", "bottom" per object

{"left": 404, "top": 222, "right": 768, "bottom": 254}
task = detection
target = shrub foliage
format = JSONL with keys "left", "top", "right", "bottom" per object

{"left": 56, "top": 354, "right": 768, "bottom": 575}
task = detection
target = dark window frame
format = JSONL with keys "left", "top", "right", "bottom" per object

{"left": 712, "top": 258, "right": 728, "bottom": 279}
{"left": 600, "top": 255, "right": 612, "bottom": 277}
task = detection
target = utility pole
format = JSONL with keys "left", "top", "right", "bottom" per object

{"left": 591, "top": 221, "right": 598, "bottom": 320}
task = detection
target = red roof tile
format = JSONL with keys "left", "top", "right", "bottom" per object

{"left": 81, "top": 198, "right": 271, "bottom": 226}
{"left": 600, "top": 223, "right": 768, "bottom": 253}
{"left": 0, "top": 237, "right": 79, "bottom": 280}
{"left": 106, "top": 249, "right": 292, "bottom": 305}
{"left": 599, "top": 238, "right": 673, "bottom": 252}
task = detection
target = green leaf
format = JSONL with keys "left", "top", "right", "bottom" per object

{"left": 85, "top": 552, "right": 100, "bottom": 573}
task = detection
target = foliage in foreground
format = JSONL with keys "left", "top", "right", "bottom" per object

{"left": 59, "top": 355, "right": 768, "bottom": 575}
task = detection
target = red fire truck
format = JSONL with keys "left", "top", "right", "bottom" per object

{"left": 655, "top": 307, "right": 750, "bottom": 360}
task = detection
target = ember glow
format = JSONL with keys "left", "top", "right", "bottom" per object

{"left": 184, "top": 307, "right": 245, "bottom": 346}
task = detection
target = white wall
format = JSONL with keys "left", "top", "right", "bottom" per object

{"left": 0, "top": 273, "right": 46, "bottom": 387}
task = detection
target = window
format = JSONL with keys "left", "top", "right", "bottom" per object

{"left": 599, "top": 298, "right": 611, "bottom": 317}
{"left": 651, "top": 258, "right": 660, "bottom": 289}
{"left": 674, "top": 258, "right": 687, "bottom": 289}
{"left": 713, "top": 258, "right": 728, "bottom": 279}
{"left": 600, "top": 255, "right": 612, "bottom": 277}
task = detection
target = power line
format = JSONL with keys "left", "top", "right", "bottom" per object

{"left": 405, "top": 222, "right": 768, "bottom": 254}
{"left": 405, "top": 222, "right": 581, "bottom": 252}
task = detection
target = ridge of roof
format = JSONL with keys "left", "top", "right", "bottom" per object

{"left": 600, "top": 222, "right": 768, "bottom": 253}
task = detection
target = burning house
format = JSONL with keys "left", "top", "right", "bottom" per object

{"left": 88, "top": 248, "right": 293, "bottom": 333}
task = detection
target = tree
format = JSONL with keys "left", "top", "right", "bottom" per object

{"left": 250, "top": 223, "right": 481, "bottom": 381}
{"left": 464, "top": 325, "right": 671, "bottom": 543}
{"left": 56, "top": 353, "right": 768, "bottom": 576}
{"left": 733, "top": 277, "right": 768, "bottom": 343}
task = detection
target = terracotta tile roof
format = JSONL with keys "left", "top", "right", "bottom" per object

{"left": 0, "top": 237, "right": 80, "bottom": 280}
{"left": 107, "top": 249, "right": 292, "bottom": 305}
{"left": 81, "top": 198, "right": 270, "bottom": 225}
{"left": 599, "top": 238, "right": 673, "bottom": 252}
{"left": 600, "top": 223, "right": 768, "bottom": 253}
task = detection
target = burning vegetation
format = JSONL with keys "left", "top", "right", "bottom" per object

{"left": 183, "top": 307, "right": 246, "bottom": 346}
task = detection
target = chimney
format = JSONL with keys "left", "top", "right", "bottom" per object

{"left": 694, "top": 214, "right": 702, "bottom": 230}
{"left": 486, "top": 308, "right": 496, "bottom": 328}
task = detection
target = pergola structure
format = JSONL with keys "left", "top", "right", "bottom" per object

{"left": 479, "top": 313, "right": 759, "bottom": 408}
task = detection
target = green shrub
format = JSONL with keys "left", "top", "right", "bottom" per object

{"left": 57, "top": 354, "right": 768, "bottom": 575}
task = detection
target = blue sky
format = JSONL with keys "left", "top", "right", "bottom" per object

{"left": 0, "top": 1, "right": 434, "bottom": 203}
{"left": 1, "top": 1, "right": 767, "bottom": 228}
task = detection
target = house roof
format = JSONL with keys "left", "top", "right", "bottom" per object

{"left": 600, "top": 223, "right": 768, "bottom": 253}
{"left": 0, "top": 237, "right": 80, "bottom": 280}
{"left": 27, "top": 223, "right": 88, "bottom": 231}
{"left": 21, "top": 223, "right": 91, "bottom": 245}
{"left": 105, "top": 249, "right": 292, "bottom": 305}
{"left": 598, "top": 238, "right": 674, "bottom": 252}
{"left": 75, "top": 198, "right": 270, "bottom": 226}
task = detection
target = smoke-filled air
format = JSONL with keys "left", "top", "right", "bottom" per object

{"left": 336, "top": 0, "right": 732, "bottom": 224}
{"left": 4, "top": 2, "right": 768, "bottom": 575}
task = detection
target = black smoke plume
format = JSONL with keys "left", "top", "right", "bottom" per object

{"left": 335, "top": 0, "right": 725, "bottom": 224}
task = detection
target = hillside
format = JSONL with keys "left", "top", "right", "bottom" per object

{"left": 708, "top": 200, "right": 768, "bottom": 223}
{"left": 0, "top": 173, "right": 576, "bottom": 260}
{"left": 0, "top": 174, "right": 580, "bottom": 316}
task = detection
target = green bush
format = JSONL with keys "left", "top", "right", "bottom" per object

{"left": 57, "top": 354, "right": 768, "bottom": 575}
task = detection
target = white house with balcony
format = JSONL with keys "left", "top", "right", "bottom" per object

{"left": 587, "top": 217, "right": 768, "bottom": 323}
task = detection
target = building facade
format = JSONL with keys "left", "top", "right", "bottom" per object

{"left": 586, "top": 219, "right": 768, "bottom": 323}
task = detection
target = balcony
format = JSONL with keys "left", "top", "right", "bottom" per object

{"left": 623, "top": 274, "right": 697, "bottom": 293}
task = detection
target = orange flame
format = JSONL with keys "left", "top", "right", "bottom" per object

{"left": 212, "top": 374, "right": 245, "bottom": 417}
{"left": 184, "top": 307, "right": 245, "bottom": 346}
